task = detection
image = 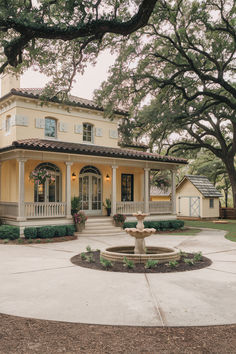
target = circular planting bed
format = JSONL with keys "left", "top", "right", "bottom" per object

{"left": 71, "top": 250, "right": 212, "bottom": 273}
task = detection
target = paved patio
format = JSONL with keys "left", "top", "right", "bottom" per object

{"left": 0, "top": 229, "right": 235, "bottom": 327}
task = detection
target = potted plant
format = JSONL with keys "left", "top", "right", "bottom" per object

{"left": 113, "top": 213, "right": 126, "bottom": 227}
{"left": 103, "top": 198, "right": 111, "bottom": 216}
{"left": 73, "top": 211, "right": 88, "bottom": 232}
{"left": 71, "top": 196, "right": 82, "bottom": 215}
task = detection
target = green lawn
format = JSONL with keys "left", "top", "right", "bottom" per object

{"left": 184, "top": 220, "right": 236, "bottom": 242}
{"left": 172, "top": 228, "right": 201, "bottom": 236}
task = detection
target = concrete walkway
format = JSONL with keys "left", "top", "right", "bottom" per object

{"left": 0, "top": 229, "right": 235, "bottom": 327}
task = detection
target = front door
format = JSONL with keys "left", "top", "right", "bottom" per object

{"left": 79, "top": 166, "right": 102, "bottom": 215}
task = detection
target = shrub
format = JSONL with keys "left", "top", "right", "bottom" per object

{"left": 184, "top": 258, "right": 195, "bottom": 266}
{"left": 113, "top": 214, "right": 126, "bottom": 223}
{"left": 24, "top": 227, "right": 37, "bottom": 239}
{"left": 193, "top": 252, "right": 203, "bottom": 262}
{"left": 66, "top": 224, "right": 75, "bottom": 236}
{"left": 100, "top": 257, "right": 113, "bottom": 269}
{"left": 37, "top": 226, "right": 55, "bottom": 239}
{"left": 0, "top": 225, "right": 20, "bottom": 240}
{"left": 123, "top": 256, "right": 135, "bottom": 269}
{"left": 123, "top": 220, "right": 184, "bottom": 231}
{"left": 86, "top": 245, "right": 92, "bottom": 252}
{"left": 71, "top": 196, "right": 82, "bottom": 215}
{"left": 54, "top": 226, "right": 67, "bottom": 237}
{"left": 168, "top": 260, "right": 179, "bottom": 268}
{"left": 81, "top": 252, "right": 86, "bottom": 260}
{"left": 145, "top": 259, "right": 159, "bottom": 269}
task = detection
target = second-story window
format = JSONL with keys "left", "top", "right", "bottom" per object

{"left": 45, "top": 118, "right": 57, "bottom": 138}
{"left": 83, "top": 123, "right": 93, "bottom": 143}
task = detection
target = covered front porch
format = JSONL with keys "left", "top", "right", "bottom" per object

{"left": 0, "top": 139, "right": 185, "bottom": 227}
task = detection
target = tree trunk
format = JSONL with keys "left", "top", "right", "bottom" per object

{"left": 224, "top": 190, "right": 228, "bottom": 208}
{"left": 223, "top": 156, "right": 236, "bottom": 209}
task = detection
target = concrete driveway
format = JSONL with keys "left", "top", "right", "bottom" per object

{"left": 0, "top": 229, "right": 235, "bottom": 327}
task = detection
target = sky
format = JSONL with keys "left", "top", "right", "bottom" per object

{"left": 21, "top": 50, "right": 116, "bottom": 100}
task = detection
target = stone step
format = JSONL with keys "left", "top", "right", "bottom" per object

{"left": 85, "top": 224, "right": 116, "bottom": 230}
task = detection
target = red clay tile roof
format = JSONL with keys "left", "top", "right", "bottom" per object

{"left": 2, "top": 88, "right": 127, "bottom": 116}
{"left": 2, "top": 139, "right": 187, "bottom": 164}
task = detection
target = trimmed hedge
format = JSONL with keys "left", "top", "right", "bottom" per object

{"left": 24, "top": 224, "right": 76, "bottom": 239}
{"left": 123, "top": 220, "right": 184, "bottom": 231}
{"left": 24, "top": 227, "right": 37, "bottom": 239}
{"left": 0, "top": 225, "right": 20, "bottom": 240}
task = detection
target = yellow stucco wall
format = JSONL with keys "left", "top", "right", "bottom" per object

{"left": 1, "top": 160, "right": 144, "bottom": 215}
{"left": 0, "top": 97, "right": 120, "bottom": 149}
{"left": 202, "top": 197, "right": 220, "bottom": 218}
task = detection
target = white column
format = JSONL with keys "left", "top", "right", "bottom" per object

{"left": 144, "top": 168, "right": 150, "bottom": 213}
{"left": 171, "top": 170, "right": 176, "bottom": 215}
{"left": 65, "top": 162, "right": 73, "bottom": 218}
{"left": 17, "top": 158, "right": 27, "bottom": 220}
{"left": 111, "top": 166, "right": 118, "bottom": 216}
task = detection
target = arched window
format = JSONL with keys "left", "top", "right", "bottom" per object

{"left": 79, "top": 165, "right": 102, "bottom": 213}
{"left": 45, "top": 117, "right": 57, "bottom": 138}
{"left": 34, "top": 162, "right": 61, "bottom": 202}
{"left": 83, "top": 123, "right": 93, "bottom": 143}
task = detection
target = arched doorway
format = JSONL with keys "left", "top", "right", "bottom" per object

{"left": 79, "top": 166, "right": 102, "bottom": 215}
{"left": 34, "top": 163, "right": 62, "bottom": 202}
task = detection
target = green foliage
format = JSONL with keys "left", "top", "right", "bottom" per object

{"left": 3, "top": 239, "right": 9, "bottom": 244}
{"left": 123, "top": 220, "right": 184, "bottom": 231}
{"left": 24, "top": 227, "right": 37, "bottom": 239}
{"left": 0, "top": 225, "right": 20, "bottom": 240}
{"left": 71, "top": 196, "right": 82, "bottom": 215}
{"left": 184, "top": 258, "right": 195, "bottom": 266}
{"left": 100, "top": 257, "right": 113, "bottom": 268}
{"left": 103, "top": 198, "right": 111, "bottom": 209}
{"left": 37, "top": 226, "right": 55, "bottom": 239}
{"left": 86, "top": 255, "right": 95, "bottom": 263}
{"left": 81, "top": 252, "right": 86, "bottom": 260}
{"left": 123, "top": 257, "right": 135, "bottom": 269}
{"left": 180, "top": 250, "right": 188, "bottom": 257}
{"left": 168, "top": 260, "right": 179, "bottom": 268}
{"left": 193, "top": 252, "right": 203, "bottom": 262}
{"left": 54, "top": 226, "right": 67, "bottom": 237}
{"left": 86, "top": 245, "right": 92, "bottom": 252}
{"left": 145, "top": 259, "right": 159, "bottom": 269}
{"left": 66, "top": 225, "right": 76, "bottom": 236}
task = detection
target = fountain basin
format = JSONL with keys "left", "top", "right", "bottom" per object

{"left": 100, "top": 246, "right": 180, "bottom": 264}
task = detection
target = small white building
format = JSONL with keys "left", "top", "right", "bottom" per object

{"left": 176, "top": 175, "right": 222, "bottom": 219}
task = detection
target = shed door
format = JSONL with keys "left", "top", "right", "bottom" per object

{"left": 189, "top": 197, "right": 200, "bottom": 217}
{"left": 178, "top": 196, "right": 200, "bottom": 217}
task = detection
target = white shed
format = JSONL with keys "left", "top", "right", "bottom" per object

{"left": 176, "top": 175, "right": 222, "bottom": 219}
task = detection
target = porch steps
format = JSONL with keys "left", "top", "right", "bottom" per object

{"left": 77, "top": 217, "right": 126, "bottom": 237}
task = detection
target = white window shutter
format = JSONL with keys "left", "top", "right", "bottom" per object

{"left": 95, "top": 127, "right": 103, "bottom": 137}
{"left": 35, "top": 118, "right": 45, "bottom": 129}
{"left": 109, "top": 129, "right": 118, "bottom": 139}
{"left": 15, "top": 115, "right": 29, "bottom": 126}
{"left": 74, "top": 124, "right": 83, "bottom": 134}
{"left": 59, "top": 122, "right": 68, "bottom": 132}
{"left": 11, "top": 115, "right": 16, "bottom": 126}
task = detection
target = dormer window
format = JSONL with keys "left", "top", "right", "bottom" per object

{"left": 45, "top": 117, "right": 57, "bottom": 138}
{"left": 83, "top": 123, "right": 93, "bottom": 143}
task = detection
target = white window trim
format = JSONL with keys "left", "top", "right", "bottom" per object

{"left": 44, "top": 117, "right": 58, "bottom": 139}
{"left": 83, "top": 123, "right": 94, "bottom": 143}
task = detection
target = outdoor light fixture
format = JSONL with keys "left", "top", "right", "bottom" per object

{"left": 72, "top": 172, "right": 76, "bottom": 181}
{"left": 105, "top": 174, "right": 110, "bottom": 181}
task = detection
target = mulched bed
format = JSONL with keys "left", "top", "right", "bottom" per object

{"left": 0, "top": 235, "right": 77, "bottom": 245}
{"left": 71, "top": 250, "right": 212, "bottom": 273}
{"left": 0, "top": 312, "right": 235, "bottom": 354}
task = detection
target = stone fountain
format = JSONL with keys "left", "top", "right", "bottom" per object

{"left": 101, "top": 211, "right": 180, "bottom": 264}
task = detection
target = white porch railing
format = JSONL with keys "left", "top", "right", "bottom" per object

{"left": 116, "top": 201, "right": 145, "bottom": 214}
{"left": 116, "top": 201, "right": 172, "bottom": 215}
{"left": 24, "top": 202, "right": 66, "bottom": 218}
{"left": 149, "top": 201, "right": 172, "bottom": 214}
{"left": 0, "top": 202, "right": 18, "bottom": 218}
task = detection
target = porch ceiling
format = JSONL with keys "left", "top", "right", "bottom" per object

{"left": 0, "top": 139, "right": 187, "bottom": 165}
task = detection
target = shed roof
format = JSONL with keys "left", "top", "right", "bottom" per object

{"left": 177, "top": 175, "right": 222, "bottom": 197}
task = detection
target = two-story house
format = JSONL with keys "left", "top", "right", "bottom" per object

{"left": 0, "top": 74, "right": 187, "bottom": 232}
